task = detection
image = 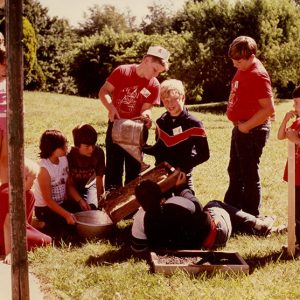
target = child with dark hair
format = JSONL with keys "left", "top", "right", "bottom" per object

{"left": 67, "top": 124, "right": 105, "bottom": 209}
{"left": 34, "top": 129, "right": 78, "bottom": 231}
{"left": 278, "top": 85, "right": 300, "bottom": 248}
{"left": 0, "top": 158, "right": 52, "bottom": 264}
{"left": 131, "top": 179, "right": 277, "bottom": 252}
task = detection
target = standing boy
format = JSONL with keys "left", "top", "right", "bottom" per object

{"left": 277, "top": 86, "right": 300, "bottom": 247}
{"left": 99, "top": 45, "right": 170, "bottom": 190}
{"left": 143, "top": 79, "right": 209, "bottom": 192}
{"left": 67, "top": 124, "right": 105, "bottom": 209}
{"left": 224, "top": 36, "right": 275, "bottom": 217}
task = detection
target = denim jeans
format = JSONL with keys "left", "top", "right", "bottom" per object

{"left": 105, "top": 121, "right": 141, "bottom": 190}
{"left": 204, "top": 200, "right": 258, "bottom": 247}
{"left": 224, "top": 123, "right": 270, "bottom": 217}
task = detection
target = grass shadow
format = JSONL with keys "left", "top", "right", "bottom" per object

{"left": 245, "top": 249, "right": 297, "bottom": 274}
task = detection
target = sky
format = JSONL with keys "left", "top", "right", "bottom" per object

{"left": 38, "top": 0, "right": 188, "bottom": 26}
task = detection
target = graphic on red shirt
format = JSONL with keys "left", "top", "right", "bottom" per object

{"left": 107, "top": 64, "right": 160, "bottom": 119}
{"left": 116, "top": 86, "right": 140, "bottom": 116}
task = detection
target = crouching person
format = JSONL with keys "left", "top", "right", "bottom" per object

{"left": 34, "top": 129, "right": 78, "bottom": 235}
{"left": 0, "top": 158, "right": 52, "bottom": 264}
{"left": 67, "top": 124, "right": 105, "bottom": 210}
{"left": 131, "top": 179, "right": 276, "bottom": 252}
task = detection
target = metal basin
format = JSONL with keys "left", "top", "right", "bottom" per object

{"left": 74, "top": 210, "right": 114, "bottom": 238}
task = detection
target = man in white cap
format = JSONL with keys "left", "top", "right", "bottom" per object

{"left": 99, "top": 45, "right": 170, "bottom": 191}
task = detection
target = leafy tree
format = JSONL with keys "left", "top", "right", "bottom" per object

{"left": 76, "top": 5, "right": 133, "bottom": 37}
{"left": 172, "top": 0, "right": 300, "bottom": 101}
{"left": 140, "top": 3, "right": 174, "bottom": 35}
{"left": 24, "top": 0, "right": 77, "bottom": 94}
{"left": 69, "top": 28, "right": 189, "bottom": 98}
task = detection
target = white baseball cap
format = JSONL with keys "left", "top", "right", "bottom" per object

{"left": 147, "top": 46, "right": 170, "bottom": 63}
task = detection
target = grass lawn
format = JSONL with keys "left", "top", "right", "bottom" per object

{"left": 23, "top": 92, "right": 300, "bottom": 300}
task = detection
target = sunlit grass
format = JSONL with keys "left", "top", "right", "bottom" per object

{"left": 24, "top": 92, "right": 300, "bottom": 299}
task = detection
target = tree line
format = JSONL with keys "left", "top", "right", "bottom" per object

{"left": 2, "top": 0, "right": 300, "bottom": 103}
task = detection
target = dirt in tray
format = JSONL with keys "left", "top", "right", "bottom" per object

{"left": 156, "top": 255, "right": 204, "bottom": 265}
{"left": 155, "top": 253, "right": 236, "bottom": 265}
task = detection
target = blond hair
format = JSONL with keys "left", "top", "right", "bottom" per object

{"left": 24, "top": 157, "right": 39, "bottom": 177}
{"left": 160, "top": 79, "right": 185, "bottom": 100}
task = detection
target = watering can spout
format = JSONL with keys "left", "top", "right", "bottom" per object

{"left": 117, "top": 142, "right": 150, "bottom": 172}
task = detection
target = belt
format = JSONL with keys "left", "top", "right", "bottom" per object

{"left": 202, "top": 213, "right": 217, "bottom": 249}
{"left": 233, "top": 119, "right": 270, "bottom": 128}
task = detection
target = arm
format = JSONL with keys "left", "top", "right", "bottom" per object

{"left": 66, "top": 177, "right": 90, "bottom": 211}
{"left": 140, "top": 102, "right": 153, "bottom": 129}
{"left": 277, "top": 111, "right": 297, "bottom": 140}
{"left": 38, "top": 168, "right": 76, "bottom": 224}
{"left": 96, "top": 175, "right": 104, "bottom": 198}
{"left": 3, "top": 213, "right": 11, "bottom": 264}
{"left": 238, "top": 97, "right": 275, "bottom": 133}
{"left": 98, "top": 81, "right": 120, "bottom": 121}
{"left": 180, "top": 136, "right": 210, "bottom": 173}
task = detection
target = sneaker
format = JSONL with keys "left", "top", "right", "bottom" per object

{"left": 270, "top": 224, "right": 288, "bottom": 235}
{"left": 254, "top": 216, "right": 275, "bottom": 236}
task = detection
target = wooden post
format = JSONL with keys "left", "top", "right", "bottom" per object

{"left": 6, "top": 0, "right": 30, "bottom": 299}
{"left": 287, "top": 140, "right": 296, "bottom": 257}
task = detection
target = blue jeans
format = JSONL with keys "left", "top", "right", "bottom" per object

{"left": 204, "top": 200, "right": 258, "bottom": 247}
{"left": 105, "top": 121, "right": 141, "bottom": 190}
{"left": 224, "top": 123, "right": 270, "bottom": 217}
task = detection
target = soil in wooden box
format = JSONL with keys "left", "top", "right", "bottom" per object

{"left": 151, "top": 250, "right": 249, "bottom": 275}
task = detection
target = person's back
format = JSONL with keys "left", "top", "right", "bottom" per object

{"left": 145, "top": 195, "right": 211, "bottom": 249}
{"left": 131, "top": 180, "right": 211, "bottom": 251}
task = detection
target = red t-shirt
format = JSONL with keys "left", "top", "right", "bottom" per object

{"left": 107, "top": 64, "right": 160, "bottom": 119}
{"left": 283, "top": 118, "right": 300, "bottom": 186}
{"left": 226, "top": 59, "right": 272, "bottom": 122}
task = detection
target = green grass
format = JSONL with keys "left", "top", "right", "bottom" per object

{"left": 24, "top": 92, "right": 300, "bottom": 300}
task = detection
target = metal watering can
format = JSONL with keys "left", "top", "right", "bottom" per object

{"left": 111, "top": 118, "right": 150, "bottom": 172}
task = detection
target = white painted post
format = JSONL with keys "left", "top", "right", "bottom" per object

{"left": 288, "top": 140, "right": 296, "bottom": 256}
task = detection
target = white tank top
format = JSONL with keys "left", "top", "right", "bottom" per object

{"left": 34, "top": 156, "right": 68, "bottom": 207}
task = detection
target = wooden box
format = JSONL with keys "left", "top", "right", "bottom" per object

{"left": 103, "top": 162, "right": 181, "bottom": 223}
{"left": 150, "top": 250, "right": 249, "bottom": 275}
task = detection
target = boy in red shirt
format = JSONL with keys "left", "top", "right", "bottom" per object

{"left": 224, "top": 36, "right": 275, "bottom": 217}
{"left": 99, "top": 46, "right": 170, "bottom": 190}
{"left": 278, "top": 86, "right": 300, "bottom": 247}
